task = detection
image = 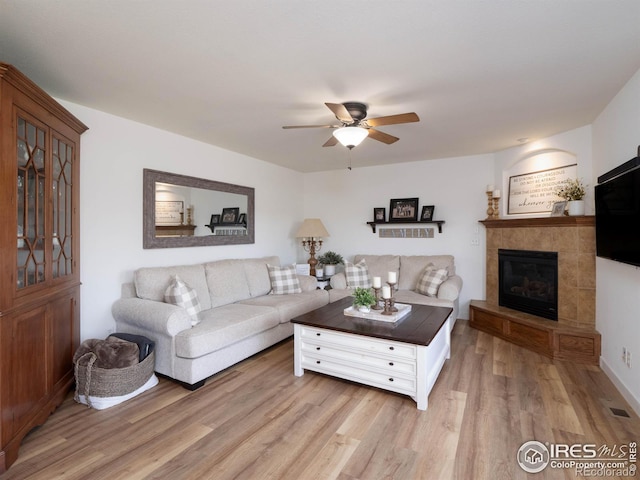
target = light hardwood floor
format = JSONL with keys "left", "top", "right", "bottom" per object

{"left": 4, "top": 320, "right": 639, "bottom": 480}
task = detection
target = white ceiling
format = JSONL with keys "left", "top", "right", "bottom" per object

{"left": 1, "top": 1, "right": 639, "bottom": 172}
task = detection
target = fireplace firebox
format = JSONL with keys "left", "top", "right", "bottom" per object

{"left": 498, "top": 249, "right": 558, "bottom": 320}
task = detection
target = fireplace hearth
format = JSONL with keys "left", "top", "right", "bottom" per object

{"left": 499, "top": 249, "right": 558, "bottom": 320}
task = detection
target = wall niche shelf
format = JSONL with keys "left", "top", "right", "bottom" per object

{"left": 366, "top": 220, "right": 445, "bottom": 234}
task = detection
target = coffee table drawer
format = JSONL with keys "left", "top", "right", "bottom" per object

{"left": 299, "top": 326, "right": 416, "bottom": 360}
{"left": 301, "top": 356, "right": 416, "bottom": 396}
{"left": 301, "top": 342, "right": 416, "bottom": 376}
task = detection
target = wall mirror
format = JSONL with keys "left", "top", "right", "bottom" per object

{"left": 143, "top": 169, "right": 255, "bottom": 248}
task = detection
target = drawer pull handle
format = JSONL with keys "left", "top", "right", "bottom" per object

{"left": 389, "top": 362, "right": 394, "bottom": 366}
{"left": 389, "top": 346, "right": 395, "bottom": 351}
{"left": 389, "top": 378, "right": 394, "bottom": 382}
{"left": 316, "top": 347, "right": 321, "bottom": 351}
{"left": 316, "top": 360, "right": 321, "bottom": 364}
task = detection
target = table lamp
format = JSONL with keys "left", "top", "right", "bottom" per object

{"left": 295, "top": 218, "right": 329, "bottom": 276}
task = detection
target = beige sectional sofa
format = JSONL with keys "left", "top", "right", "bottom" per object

{"left": 329, "top": 254, "right": 463, "bottom": 325}
{"left": 112, "top": 256, "right": 329, "bottom": 389}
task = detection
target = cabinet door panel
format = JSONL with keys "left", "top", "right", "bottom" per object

{"left": 49, "top": 293, "right": 77, "bottom": 388}
{"left": 2, "top": 306, "right": 48, "bottom": 442}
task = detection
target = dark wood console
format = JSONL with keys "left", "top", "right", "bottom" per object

{"left": 470, "top": 300, "right": 600, "bottom": 364}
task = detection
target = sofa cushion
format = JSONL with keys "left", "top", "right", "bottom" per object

{"left": 354, "top": 255, "right": 399, "bottom": 287}
{"left": 345, "top": 259, "right": 372, "bottom": 288}
{"left": 239, "top": 289, "right": 329, "bottom": 323}
{"left": 204, "top": 259, "right": 252, "bottom": 307}
{"left": 399, "top": 255, "right": 455, "bottom": 290}
{"left": 267, "top": 264, "right": 302, "bottom": 294}
{"left": 244, "top": 256, "right": 280, "bottom": 297}
{"left": 416, "top": 265, "right": 449, "bottom": 297}
{"left": 394, "top": 290, "right": 454, "bottom": 309}
{"left": 174, "top": 304, "right": 280, "bottom": 358}
{"left": 134, "top": 264, "right": 212, "bottom": 311}
{"left": 164, "top": 275, "right": 202, "bottom": 326}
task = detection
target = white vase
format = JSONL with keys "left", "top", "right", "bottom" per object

{"left": 324, "top": 264, "right": 336, "bottom": 276}
{"left": 567, "top": 200, "right": 585, "bottom": 216}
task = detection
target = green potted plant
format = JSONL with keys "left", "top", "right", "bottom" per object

{"left": 555, "top": 178, "right": 587, "bottom": 216}
{"left": 352, "top": 287, "right": 376, "bottom": 313}
{"left": 317, "top": 251, "right": 344, "bottom": 276}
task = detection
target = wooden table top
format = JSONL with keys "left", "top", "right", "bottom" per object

{"left": 291, "top": 297, "right": 452, "bottom": 346}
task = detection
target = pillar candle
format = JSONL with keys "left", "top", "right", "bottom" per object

{"left": 493, "top": 189, "right": 501, "bottom": 198}
{"left": 388, "top": 271, "right": 397, "bottom": 283}
{"left": 381, "top": 285, "right": 391, "bottom": 299}
{"left": 372, "top": 276, "right": 382, "bottom": 288}
{"left": 486, "top": 184, "right": 494, "bottom": 192}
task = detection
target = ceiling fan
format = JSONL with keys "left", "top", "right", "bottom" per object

{"left": 282, "top": 102, "right": 420, "bottom": 149}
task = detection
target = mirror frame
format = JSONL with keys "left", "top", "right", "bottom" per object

{"left": 143, "top": 168, "right": 255, "bottom": 248}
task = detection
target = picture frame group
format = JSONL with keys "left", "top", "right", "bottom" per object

{"left": 374, "top": 199, "right": 436, "bottom": 223}
{"left": 209, "top": 209, "right": 247, "bottom": 226}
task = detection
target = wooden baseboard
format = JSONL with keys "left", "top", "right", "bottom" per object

{"left": 469, "top": 300, "right": 600, "bottom": 364}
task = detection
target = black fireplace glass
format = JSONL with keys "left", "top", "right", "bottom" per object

{"left": 498, "top": 249, "right": 558, "bottom": 320}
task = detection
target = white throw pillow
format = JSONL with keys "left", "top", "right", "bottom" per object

{"left": 164, "top": 275, "right": 202, "bottom": 326}
{"left": 345, "top": 259, "right": 372, "bottom": 289}
{"left": 416, "top": 265, "right": 448, "bottom": 297}
{"left": 267, "top": 264, "right": 302, "bottom": 294}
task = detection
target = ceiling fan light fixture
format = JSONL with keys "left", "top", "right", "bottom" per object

{"left": 333, "top": 126, "right": 368, "bottom": 149}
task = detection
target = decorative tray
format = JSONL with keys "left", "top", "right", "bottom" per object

{"left": 343, "top": 303, "right": 412, "bottom": 323}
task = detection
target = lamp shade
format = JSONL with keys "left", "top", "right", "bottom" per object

{"left": 295, "top": 218, "right": 329, "bottom": 238}
{"left": 332, "top": 126, "right": 368, "bottom": 148}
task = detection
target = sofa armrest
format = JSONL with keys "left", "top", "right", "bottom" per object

{"left": 112, "top": 298, "right": 192, "bottom": 336}
{"left": 437, "top": 275, "right": 463, "bottom": 301}
{"left": 297, "top": 275, "right": 319, "bottom": 292}
{"left": 329, "top": 272, "right": 347, "bottom": 290}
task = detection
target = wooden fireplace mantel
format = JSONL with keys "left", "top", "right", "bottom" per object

{"left": 480, "top": 215, "right": 594, "bottom": 229}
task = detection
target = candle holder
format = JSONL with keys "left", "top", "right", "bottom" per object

{"left": 387, "top": 281, "right": 398, "bottom": 312}
{"left": 372, "top": 286, "right": 383, "bottom": 310}
{"left": 381, "top": 297, "right": 393, "bottom": 315}
{"left": 492, "top": 196, "right": 500, "bottom": 219}
{"left": 186, "top": 206, "right": 193, "bottom": 225}
{"left": 486, "top": 191, "right": 494, "bottom": 219}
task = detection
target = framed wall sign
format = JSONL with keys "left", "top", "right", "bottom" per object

{"left": 508, "top": 164, "right": 577, "bottom": 214}
{"left": 155, "top": 201, "right": 183, "bottom": 225}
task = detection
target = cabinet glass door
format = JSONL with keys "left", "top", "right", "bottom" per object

{"left": 52, "top": 136, "right": 74, "bottom": 279}
{"left": 16, "top": 116, "right": 46, "bottom": 289}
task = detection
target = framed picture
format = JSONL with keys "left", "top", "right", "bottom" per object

{"left": 238, "top": 213, "right": 247, "bottom": 225}
{"left": 373, "top": 207, "right": 386, "bottom": 222}
{"left": 209, "top": 214, "right": 221, "bottom": 225}
{"left": 389, "top": 198, "right": 419, "bottom": 222}
{"left": 220, "top": 207, "right": 240, "bottom": 224}
{"left": 420, "top": 205, "right": 435, "bottom": 221}
{"left": 550, "top": 201, "right": 567, "bottom": 217}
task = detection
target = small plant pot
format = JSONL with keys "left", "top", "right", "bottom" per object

{"left": 567, "top": 200, "right": 585, "bottom": 216}
{"left": 324, "top": 265, "right": 336, "bottom": 276}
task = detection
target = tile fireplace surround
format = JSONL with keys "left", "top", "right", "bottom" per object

{"left": 470, "top": 216, "right": 600, "bottom": 364}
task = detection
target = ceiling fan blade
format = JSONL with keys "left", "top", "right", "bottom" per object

{"left": 325, "top": 103, "right": 354, "bottom": 123}
{"left": 368, "top": 128, "right": 399, "bottom": 145}
{"left": 322, "top": 135, "right": 338, "bottom": 147}
{"left": 282, "top": 124, "right": 337, "bottom": 129}
{"left": 366, "top": 112, "right": 420, "bottom": 127}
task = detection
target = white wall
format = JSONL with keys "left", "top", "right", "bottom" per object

{"left": 493, "top": 125, "right": 593, "bottom": 216}
{"left": 302, "top": 154, "right": 495, "bottom": 319}
{"left": 592, "top": 67, "right": 640, "bottom": 413}
{"left": 59, "top": 101, "right": 305, "bottom": 341}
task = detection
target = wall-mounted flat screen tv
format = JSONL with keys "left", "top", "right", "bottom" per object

{"left": 595, "top": 155, "right": 640, "bottom": 267}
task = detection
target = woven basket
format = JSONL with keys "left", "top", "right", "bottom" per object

{"left": 74, "top": 349, "right": 155, "bottom": 403}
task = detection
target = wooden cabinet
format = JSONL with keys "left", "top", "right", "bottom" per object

{"left": 0, "top": 62, "right": 87, "bottom": 473}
